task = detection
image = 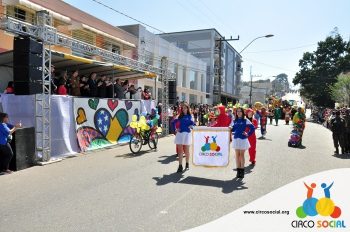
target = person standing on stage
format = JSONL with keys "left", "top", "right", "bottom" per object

{"left": 173, "top": 103, "right": 195, "bottom": 173}
{"left": 232, "top": 107, "right": 255, "bottom": 178}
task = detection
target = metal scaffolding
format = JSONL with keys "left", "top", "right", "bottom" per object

{"left": 1, "top": 13, "right": 175, "bottom": 161}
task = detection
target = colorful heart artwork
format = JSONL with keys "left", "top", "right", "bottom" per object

{"left": 76, "top": 107, "right": 87, "bottom": 125}
{"left": 94, "top": 108, "right": 129, "bottom": 142}
{"left": 125, "top": 100, "right": 133, "bottom": 110}
{"left": 88, "top": 99, "right": 99, "bottom": 110}
{"left": 76, "top": 126, "right": 103, "bottom": 151}
{"left": 107, "top": 99, "right": 119, "bottom": 111}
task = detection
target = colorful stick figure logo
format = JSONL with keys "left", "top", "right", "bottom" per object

{"left": 201, "top": 135, "right": 221, "bottom": 152}
{"left": 296, "top": 182, "right": 341, "bottom": 219}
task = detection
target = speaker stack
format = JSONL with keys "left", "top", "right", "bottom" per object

{"left": 168, "top": 80, "right": 177, "bottom": 105}
{"left": 9, "top": 127, "right": 36, "bottom": 171}
{"left": 13, "top": 37, "right": 43, "bottom": 95}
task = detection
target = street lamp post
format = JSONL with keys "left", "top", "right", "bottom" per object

{"left": 239, "top": 34, "right": 274, "bottom": 54}
{"left": 240, "top": 34, "right": 274, "bottom": 105}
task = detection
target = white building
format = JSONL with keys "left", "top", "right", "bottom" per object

{"left": 120, "top": 24, "right": 207, "bottom": 104}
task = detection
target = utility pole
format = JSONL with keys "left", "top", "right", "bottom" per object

{"left": 215, "top": 35, "right": 239, "bottom": 105}
{"left": 249, "top": 65, "right": 261, "bottom": 106}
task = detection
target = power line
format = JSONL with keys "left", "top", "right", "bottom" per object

{"left": 244, "top": 58, "right": 297, "bottom": 73}
{"left": 91, "top": 0, "right": 165, "bottom": 34}
{"left": 246, "top": 43, "right": 317, "bottom": 54}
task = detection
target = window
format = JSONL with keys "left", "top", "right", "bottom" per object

{"left": 189, "top": 70, "right": 196, "bottom": 89}
{"left": 201, "top": 74, "right": 205, "bottom": 92}
{"left": 15, "top": 7, "right": 26, "bottom": 21}
{"left": 6, "top": 6, "right": 35, "bottom": 24}
{"left": 189, "top": 94, "right": 197, "bottom": 104}
{"left": 182, "top": 68, "right": 186, "bottom": 88}
{"left": 181, "top": 93, "right": 186, "bottom": 102}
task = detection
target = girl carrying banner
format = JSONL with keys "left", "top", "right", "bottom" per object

{"left": 232, "top": 107, "right": 255, "bottom": 178}
{"left": 173, "top": 103, "right": 195, "bottom": 173}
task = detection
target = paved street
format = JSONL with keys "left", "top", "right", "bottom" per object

{"left": 1, "top": 119, "right": 350, "bottom": 232}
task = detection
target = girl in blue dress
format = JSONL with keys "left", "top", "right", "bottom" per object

{"left": 232, "top": 107, "right": 255, "bottom": 178}
{"left": 173, "top": 103, "right": 195, "bottom": 173}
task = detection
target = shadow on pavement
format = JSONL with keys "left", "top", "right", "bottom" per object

{"left": 257, "top": 137, "right": 272, "bottom": 141}
{"left": 332, "top": 154, "right": 350, "bottom": 159}
{"left": 297, "top": 145, "right": 307, "bottom": 149}
{"left": 178, "top": 176, "right": 248, "bottom": 193}
{"left": 153, "top": 172, "right": 185, "bottom": 185}
{"left": 115, "top": 150, "right": 154, "bottom": 158}
{"left": 158, "top": 155, "right": 177, "bottom": 164}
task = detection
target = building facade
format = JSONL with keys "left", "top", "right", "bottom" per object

{"left": 0, "top": 0, "right": 138, "bottom": 56}
{"left": 120, "top": 24, "right": 207, "bottom": 104}
{"left": 159, "top": 29, "right": 242, "bottom": 105}
{"left": 240, "top": 79, "right": 273, "bottom": 105}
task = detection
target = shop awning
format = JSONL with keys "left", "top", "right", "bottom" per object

{"left": 0, "top": 50, "right": 157, "bottom": 80}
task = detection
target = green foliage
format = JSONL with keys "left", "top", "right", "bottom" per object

{"left": 293, "top": 34, "right": 349, "bottom": 107}
{"left": 272, "top": 73, "right": 289, "bottom": 93}
{"left": 330, "top": 73, "right": 350, "bottom": 106}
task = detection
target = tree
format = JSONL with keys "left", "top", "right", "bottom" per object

{"left": 272, "top": 73, "right": 289, "bottom": 96}
{"left": 293, "top": 33, "right": 349, "bottom": 107}
{"left": 330, "top": 73, "right": 350, "bottom": 107}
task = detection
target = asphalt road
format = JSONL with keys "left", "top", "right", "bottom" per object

{"left": 1, "top": 118, "right": 349, "bottom": 232}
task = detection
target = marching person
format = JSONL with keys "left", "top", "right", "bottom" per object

{"left": 245, "top": 108, "right": 258, "bottom": 166}
{"left": 173, "top": 103, "right": 195, "bottom": 173}
{"left": 232, "top": 107, "right": 255, "bottom": 178}
{"left": 0, "top": 113, "right": 22, "bottom": 174}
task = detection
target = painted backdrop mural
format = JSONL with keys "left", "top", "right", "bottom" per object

{"left": 74, "top": 98, "right": 153, "bottom": 151}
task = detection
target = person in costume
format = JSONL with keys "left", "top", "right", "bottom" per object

{"left": 231, "top": 107, "right": 255, "bottom": 178}
{"left": 274, "top": 106, "right": 281, "bottom": 126}
{"left": 245, "top": 108, "right": 258, "bottom": 165}
{"left": 173, "top": 103, "right": 195, "bottom": 173}
{"left": 292, "top": 107, "right": 306, "bottom": 144}
{"left": 257, "top": 107, "right": 268, "bottom": 139}
{"left": 284, "top": 106, "right": 291, "bottom": 125}
{"left": 212, "top": 105, "right": 231, "bottom": 127}
{"left": 207, "top": 112, "right": 217, "bottom": 127}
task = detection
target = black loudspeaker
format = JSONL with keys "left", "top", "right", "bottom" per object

{"left": 168, "top": 80, "right": 177, "bottom": 105}
{"left": 14, "top": 82, "right": 42, "bottom": 95}
{"left": 14, "top": 37, "right": 42, "bottom": 54}
{"left": 9, "top": 127, "right": 36, "bottom": 171}
{"left": 13, "top": 37, "right": 43, "bottom": 95}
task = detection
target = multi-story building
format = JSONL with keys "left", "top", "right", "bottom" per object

{"left": 0, "top": 0, "right": 151, "bottom": 91}
{"left": 0, "top": 0, "right": 137, "bottom": 55}
{"left": 159, "top": 29, "right": 242, "bottom": 105}
{"left": 240, "top": 79, "right": 273, "bottom": 104}
{"left": 120, "top": 24, "right": 207, "bottom": 104}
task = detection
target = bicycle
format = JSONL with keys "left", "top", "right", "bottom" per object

{"left": 129, "top": 123, "right": 159, "bottom": 155}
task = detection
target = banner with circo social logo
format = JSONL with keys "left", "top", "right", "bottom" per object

{"left": 192, "top": 126, "right": 231, "bottom": 167}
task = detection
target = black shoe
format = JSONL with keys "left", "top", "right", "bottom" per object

{"left": 185, "top": 163, "right": 189, "bottom": 170}
{"left": 177, "top": 165, "right": 183, "bottom": 173}
{"left": 335, "top": 148, "right": 339, "bottom": 154}
{"left": 236, "top": 168, "right": 240, "bottom": 178}
{"left": 241, "top": 168, "right": 245, "bottom": 178}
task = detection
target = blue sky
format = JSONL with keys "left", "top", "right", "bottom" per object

{"left": 64, "top": 0, "right": 350, "bottom": 86}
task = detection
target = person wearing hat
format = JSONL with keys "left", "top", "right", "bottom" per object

{"left": 207, "top": 112, "right": 217, "bottom": 127}
{"left": 330, "top": 111, "right": 346, "bottom": 154}
{"left": 245, "top": 108, "right": 258, "bottom": 165}
{"left": 212, "top": 105, "right": 231, "bottom": 127}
